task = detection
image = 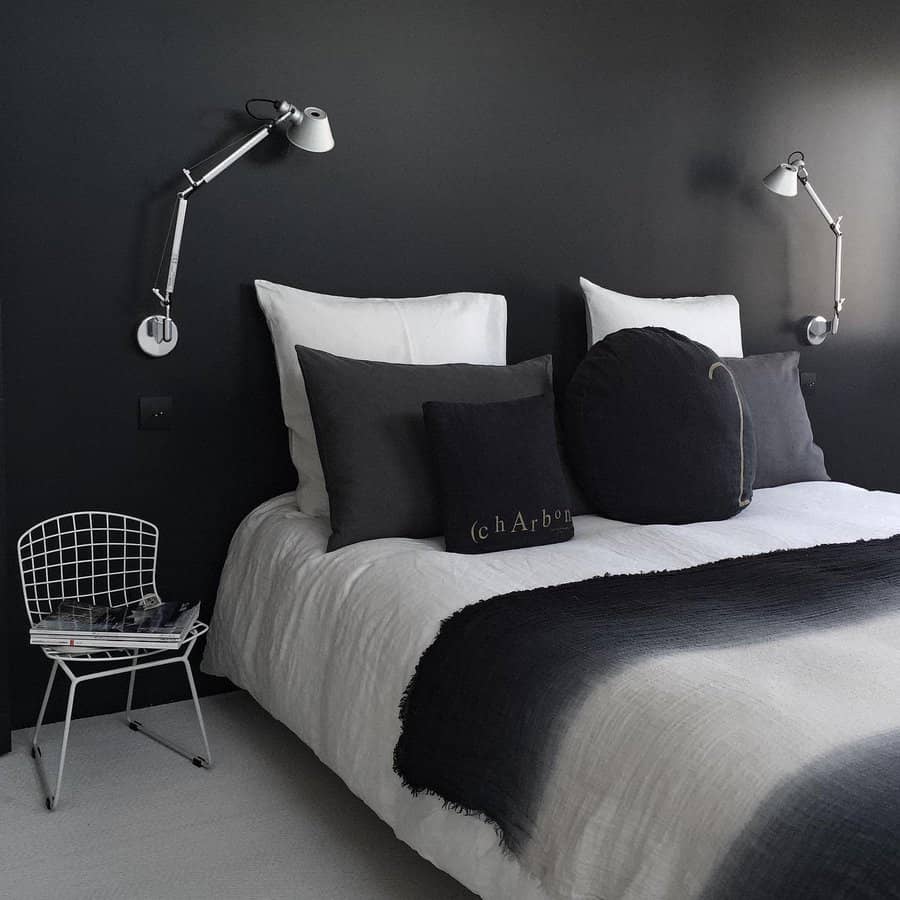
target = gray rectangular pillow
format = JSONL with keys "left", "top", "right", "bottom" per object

{"left": 724, "top": 351, "right": 828, "bottom": 488}
{"left": 295, "top": 347, "right": 554, "bottom": 550}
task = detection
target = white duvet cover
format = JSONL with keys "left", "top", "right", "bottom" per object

{"left": 202, "top": 482, "right": 900, "bottom": 899}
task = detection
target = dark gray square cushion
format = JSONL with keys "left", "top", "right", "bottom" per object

{"left": 295, "top": 346, "right": 554, "bottom": 550}
{"left": 724, "top": 351, "right": 828, "bottom": 488}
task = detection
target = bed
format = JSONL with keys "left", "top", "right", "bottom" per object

{"left": 202, "top": 480, "right": 900, "bottom": 900}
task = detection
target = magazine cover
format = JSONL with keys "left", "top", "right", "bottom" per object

{"left": 31, "top": 597, "right": 199, "bottom": 649}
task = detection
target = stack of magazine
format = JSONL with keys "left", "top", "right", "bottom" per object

{"left": 30, "top": 596, "right": 200, "bottom": 650}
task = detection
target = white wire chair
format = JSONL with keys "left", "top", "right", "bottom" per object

{"left": 18, "top": 511, "right": 212, "bottom": 810}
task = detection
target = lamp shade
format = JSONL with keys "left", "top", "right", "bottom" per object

{"left": 763, "top": 163, "right": 799, "bottom": 197}
{"left": 286, "top": 107, "right": 335, "bottom": 153}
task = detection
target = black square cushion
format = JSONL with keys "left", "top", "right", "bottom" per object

{"left": 295, "top": 346, "right": 554, "bottom": 550}
{"left": 724, "top": 351, "right": 828, "bottom": 488}
{"left": 423, "top": 393, "right": 575, "bottom": 554}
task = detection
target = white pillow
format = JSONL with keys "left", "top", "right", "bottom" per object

{"left": 256, "top": 279, "right": 508, "bottom": 517}
{"left": 580, "top": 277, "right": 743, "bottom": 358}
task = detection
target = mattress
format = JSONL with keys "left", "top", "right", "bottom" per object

{"left": 201, "top": 482, "right": 900, "bottom": 899}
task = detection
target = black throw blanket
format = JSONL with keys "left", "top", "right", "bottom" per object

{"left": 394, "top": 536, "right": 900, "bottom": 898}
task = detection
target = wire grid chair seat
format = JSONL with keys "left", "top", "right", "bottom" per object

{"left": 39, "top": 622, "right": 209, "bottom": 663}
{"left": 17, "top": 511, "right": 212, "bottom": 811}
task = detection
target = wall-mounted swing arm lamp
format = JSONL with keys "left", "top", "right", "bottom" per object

{"left": 137, "top": 98, "right": 334, "bottom": 357}
{"left": 763, "top": 150, "right": 844, "bottom": 346}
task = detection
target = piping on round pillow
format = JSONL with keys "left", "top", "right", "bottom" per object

{"left": 708, "top": 361, "right": 751, "bottom": 509}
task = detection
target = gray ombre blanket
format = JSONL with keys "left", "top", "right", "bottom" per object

{"left": 395, "top": 537, "right": 900, "bottom": 899}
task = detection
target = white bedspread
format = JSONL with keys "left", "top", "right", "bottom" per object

{"left": 202, "top": 482, "right": 900, "bottom": 899}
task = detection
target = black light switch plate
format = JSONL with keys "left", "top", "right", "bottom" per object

{"left": 800, "top": 372, "right": 816, "bottom": 394}
{"left": 139, "top": 396, "right": 173, "bottom": 430}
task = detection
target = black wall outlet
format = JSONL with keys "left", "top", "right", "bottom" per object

{"left": 139, "top": 396, "right": 173, "bottom": 430}
{"left": 800, "top": 372, "right": 817, "bottom": 394}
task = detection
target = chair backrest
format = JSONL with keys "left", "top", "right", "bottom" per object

{"left": 17, "top": 512, "right": 159, "bottom": 626}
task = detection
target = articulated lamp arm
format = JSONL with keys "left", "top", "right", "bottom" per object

{"left": 797, "top": 162, "right": 844, "bottom": 342}
{"left": 138, "top": 99, "right": 333, "bottom": 357}
{"left": 764, "top": 150, "right": 844, "bottom": 346}
{"left": 150, "top": 123, "right": 277, "bottom": 322}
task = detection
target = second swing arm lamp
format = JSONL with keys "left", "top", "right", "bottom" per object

{"left": 763, "top": 150, "right": 844, "bottom": 346}
{"left": 137, "top": 97, "right": 334, "bottom": 357}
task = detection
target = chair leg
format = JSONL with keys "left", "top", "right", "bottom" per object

{"left": 32, "top": 660, "right": 59, "bottom": 752}
{"left": 125, "top": 652, "right": 138, "bottom": 721}
{"left": 126, "top": 658, "right": 212, "bottom": 769}
{"left": 49, "top": 679, "right": 78, "bottom": 810}
{"left": 34, "top": 675, "right": 78, "bottom": 812}
{"left": 183, "top": 659, "right": 212, "bottom": 767}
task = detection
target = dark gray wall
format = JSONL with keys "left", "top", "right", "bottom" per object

{"left": 2, "top": 0, "right": 899, "bottom": 728}
{"left": 0, "top": 304, "right": 8, "bottom": 752}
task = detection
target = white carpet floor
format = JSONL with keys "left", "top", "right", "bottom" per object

{"left": 0, "top": 691, "right": 476, "bottom": 900}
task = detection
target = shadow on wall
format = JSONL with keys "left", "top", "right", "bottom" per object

{"left": 688, "top": 151, "right": 800, "bottom": 349}
{"left": 689, "top": 154, "right": 741, "bottom": 195}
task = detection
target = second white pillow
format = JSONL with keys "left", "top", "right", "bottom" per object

{"left": 580, "top": 277, "right": 743, "bottom": 357}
